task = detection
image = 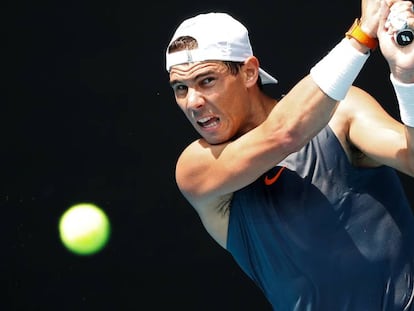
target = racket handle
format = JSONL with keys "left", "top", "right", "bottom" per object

{"left": 395, "top": 28, "right": 414, "bottom": 46}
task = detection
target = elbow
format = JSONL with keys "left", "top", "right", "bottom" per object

{"left": 282, "top": 122, "right": 318, "bottom": 153}
{"left": 268, "top": 125, "right": 312, "bottom": 156}
{"left": 261, "top": 115, "right": 327, "bottom": 161}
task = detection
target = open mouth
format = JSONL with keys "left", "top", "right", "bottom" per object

{"left": 197, "top": 116, "right": 220, "bottom": 128}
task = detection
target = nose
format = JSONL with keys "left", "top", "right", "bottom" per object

{"left": 186, "top": 88, "right": 205, "bottom": 110}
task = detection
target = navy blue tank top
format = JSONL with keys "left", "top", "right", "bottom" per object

{"left": 228, "top": 126, "right": 414, "bottom": 310}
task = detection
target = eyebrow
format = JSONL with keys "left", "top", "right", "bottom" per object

{"left": 169, "top": 70, "right": 216, "bottom": 88}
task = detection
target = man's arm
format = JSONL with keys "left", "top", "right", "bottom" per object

{"left": 177, "top": 58, "right": 365, "bottom": 210}
{"left": 176, "top": 75, "right": 336, "bottom": 202}
{"left": 176, "top": 3, "right": 384, "bottom": 210}
{"left": 337, "top": 85, "right": 414, "bottom": 177}
{"left": 337, "top": 1, "right": 414, "bottom": 177}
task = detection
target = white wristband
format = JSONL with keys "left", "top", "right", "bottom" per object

{"left": 390, "top": 74, "right": 414, "bottom": 127}
{"left": 310, "top": 38, "right": 370, "bottom": 101}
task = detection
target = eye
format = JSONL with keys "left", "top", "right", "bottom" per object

{"left": 173, "top": 83, "right": 188, "bottom": 96}
{"left": 200, "top": 77, "right": 215, "bottom": 86}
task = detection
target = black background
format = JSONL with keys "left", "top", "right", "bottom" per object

{"left": 6, "top": 0, "right": 414, "bottom": 310}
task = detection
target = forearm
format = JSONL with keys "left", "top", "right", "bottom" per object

{"left": 268, "top": 37, "right": 370, "bottom": 153}
{"left": 271, "top": 5, "right": 379, "bottom": 150}
{"left": 271, "top": 75, "right": 337, "bottom": 151}
{"left": 310, "top": 37, "right": 370, "bottom": 101}
{"left": 391, "top": 75, "right": 414, "bottom": 175}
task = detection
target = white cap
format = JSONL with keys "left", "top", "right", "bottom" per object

{"left": 166, "top": 12, "right": 278, "bottom": 84}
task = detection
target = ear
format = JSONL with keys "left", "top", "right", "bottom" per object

{"left": 242, "top": 56, "right": 260, "bottom": 87}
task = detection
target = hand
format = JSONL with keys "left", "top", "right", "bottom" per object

{"left": 378, "top": 0, "right": 414, "bottom": 82}
{"left": 360, "top": 0, "right": 384, "bottom": 37}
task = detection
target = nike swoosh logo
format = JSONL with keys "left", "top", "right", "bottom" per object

{"left": 264, "top": 166, "right": 286, "bottom": 186}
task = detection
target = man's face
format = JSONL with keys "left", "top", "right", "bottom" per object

{"left": 169, "top": 61, "right": 252, "bottom": 145}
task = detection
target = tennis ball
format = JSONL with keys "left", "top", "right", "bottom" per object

{"left": 59, "top": 203, "right": 110, "bottom": 256}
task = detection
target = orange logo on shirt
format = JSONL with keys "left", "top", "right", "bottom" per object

{"left": 264, "top": 166, "right": 286, "bottom": 186}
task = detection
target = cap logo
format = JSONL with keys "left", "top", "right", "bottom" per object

{"left": 186, "top": 50, "right": 193, "bottom": 63}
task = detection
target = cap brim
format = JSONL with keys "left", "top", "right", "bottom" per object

{"left": 259, "top": 68, "right": 278, "bottom": 84}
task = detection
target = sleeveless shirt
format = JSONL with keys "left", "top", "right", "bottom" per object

{"left": 227, "top": 126, "right": 414, "bottom": 310}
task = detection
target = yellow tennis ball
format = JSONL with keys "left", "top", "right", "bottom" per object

{"left": 59, "top": 203, "right": 111, "bottom": 256}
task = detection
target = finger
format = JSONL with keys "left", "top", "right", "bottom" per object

{"left": 408, "top": 16, "right": 414, "bottom": 29}
{"left": 400, "top": 1, "right": 413, "bottom": 12}
{"left": 388, "top": 0, "right": 414, "bottom": 12}
{"left": 380, "top": 0, "right": 392, "bottom": 27}
{"left": 385, "top": 3, "right": 414, "bottom": 33}
{"left": 385, "top": 0, "right": 401, "bottom": 8}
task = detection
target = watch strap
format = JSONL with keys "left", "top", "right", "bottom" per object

{"left": 346, "top": 18, "right": 378, "bottom": 50}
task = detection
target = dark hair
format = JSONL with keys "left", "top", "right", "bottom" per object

{"left": 168, "top": 36, "right": 263, "bottom": 88}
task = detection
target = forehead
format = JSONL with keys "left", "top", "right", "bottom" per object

{"left": 169, "top": 60, "right": 228, "bottom": 81}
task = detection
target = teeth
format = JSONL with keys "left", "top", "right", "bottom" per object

{"left": 204, "top": 120, "right": 218, "bottom": 128}
{"left": 196, "top": 115, "right": 219, "bottom": 128}
{"left": 198, "top": 116, "right": 211, "bottom": 123}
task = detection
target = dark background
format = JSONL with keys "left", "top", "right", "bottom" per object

{"left": 6, "top": 0, "right": 414, "bottom": 310}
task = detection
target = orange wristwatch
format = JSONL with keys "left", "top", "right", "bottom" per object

{"left": 346, "top": 18, "right": 378, "bottom": 50}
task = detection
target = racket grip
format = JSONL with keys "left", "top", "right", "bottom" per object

{"left": 395, "top": 28, "right": 414, "bottom": 46}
